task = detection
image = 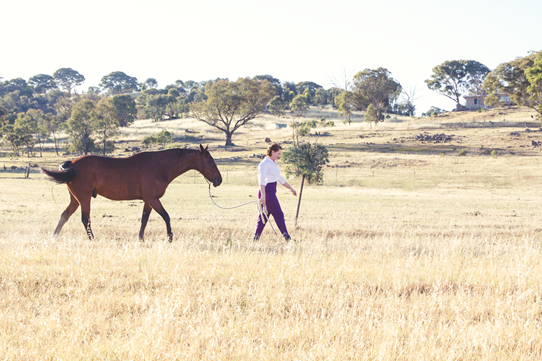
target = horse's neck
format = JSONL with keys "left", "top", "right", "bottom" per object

{"left": 167, "top": 153, "right": 201, "bottom": 181}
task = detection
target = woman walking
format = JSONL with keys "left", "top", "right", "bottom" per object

{"left": 254, "top": 144, "right": 297, "bottom": 241}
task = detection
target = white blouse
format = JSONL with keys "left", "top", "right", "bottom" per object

{"left": 258, "top": 156, "right": 286, "bottom": 186}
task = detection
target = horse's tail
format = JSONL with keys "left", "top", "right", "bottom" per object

{"left": 41, "top": 161, "right": 77, "bottom": 184}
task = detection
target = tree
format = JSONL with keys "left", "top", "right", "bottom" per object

{"left": 53, "top": 68, "right": 85, "bottom": 95}
{"left": 268, "top": 95, "right": 285, "bottom": 117}
{"left": 155, "top": 129, "right": 173, "bottom": 147}
{"left": 100, "top": 71, "right": 140, "bottom": 95}
{"left": 282, "top": 140, "right": 329, "bottom": 226}
{"left": 295, "top": 81, "right": 323, "bottom": 98}
{"left": 190, "top": 77, "right": 274, "bottom": 146}
{"left": 111, "top": 94, "right": 137, "bottom": 127}
{"left": 144, "top": 78, "right": 158, "bottom": 89}
{"left": 483, "top": 51, "right": 542, "bottom": 118}
{"left": 27, "top": 109, "right": 50, "bottom": 157}
{"left": 254, "top": 75, "right": 283, "bottom": 97}
{"left": 335, "top": 90, "right": 356, "bottom": 124}
{"left": 398, "top": 85, "right": 419, "bottom": 116}
{"left": 67, "top": 98, "right": 95, "bottom": 154}
{"left": 145, "top": 94, "right": 175, "bottom": 121}
{"left": 93, "top": 98, "right": 119, "bottom": 155}
{"left": 526, "top": 55, "right": 542, "bottom": 119}
{"left": 29, "top": 74, "right": 57, "bottom": 94}
{"left": 425, "top": 60, "right": 490, "bottom": 109}
{"left": 289, "top": 94, "right": 309, "bottom": 118}
{"left": 352, "top": 67, "right": 401, "bottom": 123}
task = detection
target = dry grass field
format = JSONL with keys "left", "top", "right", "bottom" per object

{"left": 2, "top": 106, "right": 542, "bottom": 360}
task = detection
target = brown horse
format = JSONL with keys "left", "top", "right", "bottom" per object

{"left": 41, "top": 144, "right": 222, "bottom": 241}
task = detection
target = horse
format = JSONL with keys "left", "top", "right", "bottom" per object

{"left": 41, "top": 144, "right": 222, "bottom": 242}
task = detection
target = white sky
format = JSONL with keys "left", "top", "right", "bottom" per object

{"left": 1, "top": 0, "right": 540, "bottom": 114}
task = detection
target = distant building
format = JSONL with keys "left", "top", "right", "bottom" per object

{"left": 463, "top": 93, "right": 513, "bottom": 110}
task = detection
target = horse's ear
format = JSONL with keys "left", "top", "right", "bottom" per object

{"left": 204, "top": 144, "right": 209, "bottom": 151}
{"left": 199, "top": 144, "right": 205, "bottom": 153}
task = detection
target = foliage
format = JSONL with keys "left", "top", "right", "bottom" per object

{"left": 93, "top": 98, "right": 119, "bottom": 155}
{"left": 28, "top": 74, "right": 58, "bottom": 94}
{"left": 422, "top": 106, "right": 445, "bottom": 117}
{"left": 144, "top": 78, "right": 158, "bottom": 89}
{"left": 100, "top": 71, "right": 140, "bottom": 95}
{"left": 335, "top": 90, "right": 357, "bottom": 124}
{"left": 190, "top": 77, "right": 274, "bottom": 146}
{"left": 425, "top": 60, "right": 490, "bottom": 108}
{"left": 111, "top": 95, "right": 137, "bottom": 127}
{"left": 53, "top": 68, "right": 85, "bottom": 96}
{"left": 483, "top": 51, "right": 542, "bottom": 118}
{"left": 253, "top": 75, "right": 283, "bottom": 97}
{"left": 289, "top": 94, "right": 309, "bottom": 118}
{"left": 352, "top": 68, "right": 401, "bottom": 124}
{"left": 268, "top": 96, "right": 285, "bottom": 117}
{"left": 458, "top": 149, "right": 468, "bottom": 156}
{"left": 141, "top": 129, "right": 173, "bottom": 148}
{"left": 67, "top": 98, "right": 96, "bottom": 154}
{"left": 282, "top": 141, "right": 329, "bottom": 185}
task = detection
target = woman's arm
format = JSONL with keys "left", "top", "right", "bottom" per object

{"left": 259, "top": 185, "right": 266, "bottom": 205}
{"left": 282, "top": 182, "right": 297, "bottom": 196}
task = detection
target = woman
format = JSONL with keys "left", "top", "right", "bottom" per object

{"left": 254, "top": 143, "right": 297, "bottom": 241}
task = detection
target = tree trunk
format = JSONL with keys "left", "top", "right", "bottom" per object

{"left": 295, "top": 175, "right": 305, "bottom": 227}
{"left": 225, "top": 132, "right": 234, "bottom": 146}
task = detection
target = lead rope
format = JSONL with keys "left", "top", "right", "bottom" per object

{"left": 207, "top": 182, "right": 278, "bottom": 236}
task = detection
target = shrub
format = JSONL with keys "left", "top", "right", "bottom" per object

{"left": 458, "top": 149, "right": 468, "bottom": 156}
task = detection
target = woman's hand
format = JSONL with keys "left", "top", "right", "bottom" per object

{"left": 291, "top": 189, "right": 297, "bottom": 196}
{"left": 259, "top": 194, "right": 266, "bottom": 206}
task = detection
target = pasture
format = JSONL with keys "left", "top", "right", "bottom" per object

{"left": 2, "top": 107, "right": 542, "bottom": 359}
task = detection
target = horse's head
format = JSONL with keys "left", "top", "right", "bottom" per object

{"left": 199, "top": 144, "right": 222, "bottom": 187}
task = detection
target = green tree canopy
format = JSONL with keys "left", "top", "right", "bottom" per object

{"left": 93, "top": 98, "right": 119, "bottom": 155}
{"left": 283, "top": 141, "right": 329, "bottom": 185}
{"left": 100, "top": 71, "right": 140, "bottom": 95}
{"left": 144, "top": 78, "right": 158, "bottom": 89}
{"left": 67, "top": 98, "right": 95, "bottom": 154}
{"left": 190, "top": 77, "right": 274, "bottom": 146}
{"left": 483, "top": 51, "right": 542, "bottom": 118}
{"left": 29, "top": 74, "right": 57, "bottom": 94}
{"left": 53, "top": 68, "right": 85, "bottom": 96}
{"left": 289, "top": 94, "right": 309, "bottom": 118}
{"left": 352, "top": 67, "right": 401, "bottom": 123}
{"left": 425, "top": 60, "right": 490, "bottom": 108}
{"left": 111, "top": 94, "right": 137, "bottom": 127}
{"left": 335, "top": 90, "right": 356, "bottom": 124}
{"left": 254, "top": 75, "right": 283, "bottom": 97}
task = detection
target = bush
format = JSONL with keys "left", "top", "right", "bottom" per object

{"left": 491, "top": 150, "right": 497, "bottom": 157}
{"left": 458, "top": 149, "right": 468, "bottom": 156}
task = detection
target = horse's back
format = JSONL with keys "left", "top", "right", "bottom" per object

{"left": 68, "top": 153, "right": 168, "bottom": 201}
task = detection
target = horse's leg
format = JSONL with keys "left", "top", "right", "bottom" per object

{"left": 79, "top": 197, "right": 94, "bottom": 240}
{"left": 52, "top": 191, "right": 80, "bottom": 239}
{"left": 147, "top": 199, "right": 173, "bottom": 242}
{"left": 138, "top": 202, "right": 153, "bottom": 241}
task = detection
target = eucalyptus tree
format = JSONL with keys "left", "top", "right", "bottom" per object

{"left": 352, "top": 67, "right": 401, "bottom": 123}
{"left": 483, "top": 51, "right": 542, "bottom": 118}
{"left": 425, "top": 60, "right": 490, "bottom": 109}
{"left": 190, "top": 77, "right": 274, "bottom": 146}
{"left": 53, "top": 68, "right": 85, "bottom": 96}
{"left": 100, "top": 71, "right": 140, "bottom": 95}
{"left": 29, "top": 74, "right": 57, "bottom": 94}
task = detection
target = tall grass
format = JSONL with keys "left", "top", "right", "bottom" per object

{"left": 2, "top": 175, "right": 542, "bottom": 359}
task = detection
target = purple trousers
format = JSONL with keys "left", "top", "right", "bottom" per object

{"left": 254, "top": 182, "right": 288, "bottom": 236}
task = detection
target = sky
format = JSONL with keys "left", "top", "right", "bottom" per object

{"left": 1, "top": 0, "right": 541, "bottom": 115}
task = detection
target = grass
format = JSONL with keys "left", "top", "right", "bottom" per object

{"left": 2, "top": 106, "right": 542, "bottom": 359}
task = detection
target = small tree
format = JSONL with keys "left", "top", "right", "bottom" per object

{"left": 283, "top": 140, "right": 329, "bottom": 226}
{"left": 289, "top": 94, "right": 309, "bottom": 118}
{"left": 93, "top": 98, "right": 119, "bottom": 155}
